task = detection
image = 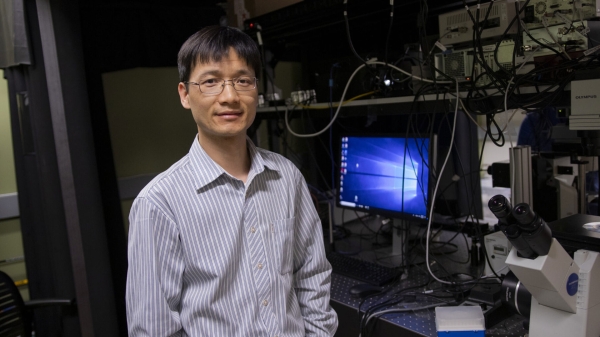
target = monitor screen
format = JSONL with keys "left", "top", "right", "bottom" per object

{"left": 336, "top": 134, "right": 435, "bottom": 222}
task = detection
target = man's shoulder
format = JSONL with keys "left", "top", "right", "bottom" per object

{"left": 255, "top": 146, "right": 298, "bottom": 173}
{"left": 136, "top": 154, "right": 192, "bottom": 199}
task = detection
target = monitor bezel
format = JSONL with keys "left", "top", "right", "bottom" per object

{"left": 335, "top": 132, "right": 437, "bottom": 223}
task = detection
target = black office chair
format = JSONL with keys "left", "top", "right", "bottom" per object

{"left": 0, "top": 270, "right": 74, "bottom": 337}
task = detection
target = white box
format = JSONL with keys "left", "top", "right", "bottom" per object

{"left": 524, "top": 0, "right": 598, "bottom": 30}
{"left": 484, "top": 231, "right": 512, "bottom": 276}
{"left": 571, "top": 79, "right": 600, "bottom": 118}
{"left": 435, "top": 306, "right": 485, "bottom": 337}
{"left": 439, "top": 1, "right": 522, "bottom": 46}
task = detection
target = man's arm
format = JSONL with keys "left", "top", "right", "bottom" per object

{"left": 126, "top": 197, "right": 184, "bottom": 336}
{"left": 292, "top": 176, "right": 338, "bottom": 336}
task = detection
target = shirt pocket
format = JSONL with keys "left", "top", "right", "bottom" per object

{"left": 271, "top": 217, "right": 295, "bottom": 275}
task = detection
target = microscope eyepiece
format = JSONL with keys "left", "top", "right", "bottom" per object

{"left": 488, "top": 195, "right": 511, "bottom": 218}
{"left": 488, "top": 195, "right": 506, "bottom": 209}
{"left": 512, "top": 202, "right": 552, "bottom": 256}
{"left": 514, "top": 204, "right": 528, "bottom": 216}
{"left": 512, "top": 203, "right": 538, "bottom": 230}
{"left": 488, "top": 195, "right": 536, "bottom": 259}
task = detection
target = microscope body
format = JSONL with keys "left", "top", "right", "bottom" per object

{"left": 489, "top": 195, "right": 600, "bottom": 337}
{"left": 506, "top": 244, "right": 600, "bottom": 337}
{"left": 505, "top": 238, "right": 579, "bottom": 313}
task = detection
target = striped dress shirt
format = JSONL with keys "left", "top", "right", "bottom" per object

{"left": 126, "top": 136, "right": 338, "bottom": 336}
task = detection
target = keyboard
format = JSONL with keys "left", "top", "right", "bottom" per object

{"left": 326, "top": 252, "right": 399, "bottom": 286}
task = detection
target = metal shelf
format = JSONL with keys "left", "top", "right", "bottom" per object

{"left": 256, "top": 85, "right": 560, "bottom": 114}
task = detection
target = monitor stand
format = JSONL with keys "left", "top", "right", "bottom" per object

{"left": 392, "top": 218, "right": 406, "bottom": 256}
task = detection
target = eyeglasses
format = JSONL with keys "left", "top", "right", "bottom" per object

{"left": 185, "top": 76, "right": 258, "bottom": 95}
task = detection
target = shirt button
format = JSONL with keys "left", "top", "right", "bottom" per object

{"left": 250, "top": 227, "right": 256, "bottom": 233}
{"left": 257, "top": 263, "right": 263, "bottom": 269}
{"left": 262, "top": 300, "right": 268, "bottom": 306}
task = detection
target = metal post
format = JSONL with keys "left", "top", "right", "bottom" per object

{"left": 578, "top": 162, "right": 587, "bottom": 214}
{"left": 35, "top": 1, "right": 94, "bottom": 334}
{"left": 510, "top": 146, "right": 533, "bottom": 206}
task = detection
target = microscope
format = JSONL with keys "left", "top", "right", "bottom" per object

{"left": 488, "top": 195, "right": 600, "bottom": 337}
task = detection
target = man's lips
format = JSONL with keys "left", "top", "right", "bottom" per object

{"left": 216, "top": 111, "right": 242, "bottom": 116}
{"left": 216, "top": 111, "right": 243, "bottom": 120}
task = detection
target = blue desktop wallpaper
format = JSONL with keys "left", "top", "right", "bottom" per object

{"left": 339, "top": 136, "right": 430, "bottom": 219}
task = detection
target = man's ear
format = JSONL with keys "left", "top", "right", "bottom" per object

{"left": 178, "top": 82, "right": 191, "bottom": 109}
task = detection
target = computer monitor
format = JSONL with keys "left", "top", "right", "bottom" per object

{"left": 336, "top": 134, "right": 436, "bottom": 222}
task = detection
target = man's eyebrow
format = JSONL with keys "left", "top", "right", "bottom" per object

{"left": 196, "top": 69, "right": 254, "bottom": 78}
{"left": 196, "top": 70, "right": 221, "bottom": 78}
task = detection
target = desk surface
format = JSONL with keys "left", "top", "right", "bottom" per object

{"left": 330, "top": 273, "right": 528, "bottom": 337}
{"left": 328, "top": 217, "right": 528, "bottom": 337}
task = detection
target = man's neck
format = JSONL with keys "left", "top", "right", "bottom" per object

{"left": 197, "top": 133, "right": 250, "bottom": 183}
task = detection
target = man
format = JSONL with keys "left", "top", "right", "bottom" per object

{"left": 126, "top": 25, "right": 338, "bottom": 336}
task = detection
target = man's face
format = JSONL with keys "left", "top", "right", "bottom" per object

{"left": 178, "top": 48, "right": 258, "bottom": 142}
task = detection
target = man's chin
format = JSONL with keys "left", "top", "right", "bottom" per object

{"left": 201, "top": 128, "right": 248, "bottom": 141}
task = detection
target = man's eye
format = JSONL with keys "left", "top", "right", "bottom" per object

{"left": 237, "top": 78, "right": 252, "bottom": 85}
{"left": 202, "top": 79, "right": 220, "bottom": 87}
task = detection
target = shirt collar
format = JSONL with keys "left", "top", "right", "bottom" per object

{"left": 189, "top": 135, "right": 279, "bottom": 190}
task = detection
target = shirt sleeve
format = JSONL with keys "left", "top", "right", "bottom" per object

{"left": 292, "top": 174, "right": 339, "bottom": 336}
{"left": 126, "top": 196, "right": 185, "bottom": 336}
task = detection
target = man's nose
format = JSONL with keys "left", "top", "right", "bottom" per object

{"left": 218, "top": 81, "right": 240, "bottom": 101}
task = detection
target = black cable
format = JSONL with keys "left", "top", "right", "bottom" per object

{"left": 343, "top": 0, "right": 374, "bottom": 74}
{"left": 384, "top": 1, "right": 395, "bottom": 65}
{"left": 329, "top": 63, "right": 341, "bottom": 195}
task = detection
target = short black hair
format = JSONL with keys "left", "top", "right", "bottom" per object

{"left": 177, "top": 26, "right": 261, "bottom": 83}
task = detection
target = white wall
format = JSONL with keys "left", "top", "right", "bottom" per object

{"left": 0, "top": 70, "right": 29, "bottom": 300}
